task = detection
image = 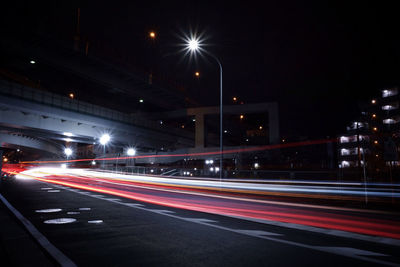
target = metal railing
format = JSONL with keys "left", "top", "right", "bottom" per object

{"left": 0, "top": 79, "right": 192, "bottom": 138}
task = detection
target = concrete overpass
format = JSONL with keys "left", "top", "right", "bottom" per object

{"left": 0, "top": 79, "right": 193, "bottom": 157}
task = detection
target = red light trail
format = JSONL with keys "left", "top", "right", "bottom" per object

{"left": 11, "top": 168, "right": 400, "bottom": 240}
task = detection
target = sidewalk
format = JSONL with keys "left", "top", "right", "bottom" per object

{"left": 0, "top": 192, "right": 55, "bottom": 266}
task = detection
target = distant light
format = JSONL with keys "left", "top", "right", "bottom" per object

{"left": 194, "top": 168, "right": 197, "bottom": 171}
{"left": 195, "top": 71, "right": 200, "bottom": 77}
{"left": 374, "top": 140, "right": 378, "bottom": 144}
{"left": 149, "top": 31, "right": 156, "bottom": 39}
{"left": 100, "top": 134, "right": 111, "bottom": 145}
{"left": 233, "top": 97, "right": 237, "bottom": 101}
{"left": 224, "top": 130, "right": 228, "bottom": 133}
{"left": 64, "top": 148, "right": 73, "bottom": 157}
{"left": 254, "top": 162, "right": 259, "bottom": 169}
{"left": 239, "top": 114, "right": 244, "bottom": 119}
{"left": 188, "top": 38, "right": 199, "bottom": 51}
{"left": 150, "top": 169, "right": 154, "bottom": 173}
{"left": 61, "top": 163, "right": 67, "bottom": 169}
{"left": 259, "top": 126, "right": 263, "bottom": 130}
{"left": 30, "top": 60, "right": 36, "bottom": 64}
{"left": 382, "top": 105, "right": 394, "bottom": 111}
{"left": 282, "top": 139, "right": 286, "bottom": 143}
{"left": 246, "top": 139, "right": 249, "bottom": 142}
{"left": 209, "top": 167, "right": 214, "bottom": 172}
{"left": 17, "top": 148, "right": 20, "bottom": 152}
{"left": 91, "top": 161, "right": 96, "bottom": 165}
{"left": 373, "top": 127, "right": 378, "bottom": 132}
{"left": 63, "top": 132, "right": 73, "bottom": 137}
{"left": 215, "top": 167, "right": 220, "bottom": 172}
{"left": 3, "top": 158, "right": 8, "bottom": 162}
{"left": 371, "top": 99, "right": 376, "bottom": 104}
{"left": 139, "top": 99, "right": 144, "bottom": 103}
{"left": 372, "top": 114, "right": 376, "bottom": 118}
{"left": 127, "top": 148, "right": 136, "bottom": 156}
{"left": 375, "top": 154, "right": 379, "bottom": 157}
{"left": 181, "top": 124, "right": 185, "bottom": 129}
{"left": 192, "top": 118, "right": 196, "bottom": 122}
{"left": 159, "top": 120, "right": 163, "bottom": 125}
{"left": 69, "top": 93, "right": 74, "bottom": 99}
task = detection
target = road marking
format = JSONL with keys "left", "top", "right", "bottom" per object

{"left": 88, "top": 220, "right": 103, "bottom": 224}
{"left": 104, "top": 198, "right": 121, "bottom": 201}
{"left": 0, "top": 194, "right": 76, "bottom": 267}
{"left": 316, "top": 247, "right": 388, "bottom": 257}
{"left": 148, "top": 209, "right": 175, "bottom": 214}
{"left": 78, "top": 207, "right": 91, "bottom": 211}
{"left": 41, "top": 187, "right": 53, "bottom": 190}
{"left": 235, "top": 230, "right": 282, "bottom": 237}
{"left": 59, "top": 185, "right": 398, "bottom": 266}
{"left": 67, "top": 212, "right": 80, "bottom": 215}
{"left": 36, "top": 209, "right": 62, "bottom": 213}
{"left": 183, "top": 218, "right": 217, "bottom": 223}
{"left": 122, "top": 203, "right": 145, "bottom": 207}
{"left": 219, "top": 214, "right": 400, "bottom": 247}
{"left": 44, "top": 218, "right": 77, "bottom": 224}
{"left": 47, "top": 190, "right": 60, "bottom": 193}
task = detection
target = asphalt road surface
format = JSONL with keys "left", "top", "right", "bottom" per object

{"left": 1, "top": 176, "right": 399, "bottom": 266}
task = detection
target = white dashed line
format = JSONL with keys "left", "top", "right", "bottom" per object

{"left": 88, "top": 220, "right": 103, "bottom": 224}
{"left": 35, "top": 209, "right": 62, "bottom": 213}
{"left": 44, "top": 218, "right": 77, "bottom": 224}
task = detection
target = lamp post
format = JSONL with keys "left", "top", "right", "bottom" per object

{"left": 127, "top": 148, "right": 136, "bottom": 173}
{"left": 100, "top": 134, "right": 110, "bottom": 169}
{"left": 64, "top": 147, "right": 72, "bottom": 168}
{"left": 186, "top": 38, "right": 223, "bottom": 181}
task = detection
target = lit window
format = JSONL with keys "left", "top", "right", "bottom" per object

{"left": 341, "top": 149, "right": 350, "bottom": 156}
{"left": 383, "top": 118, "right": 397, "bottom": 124}
{"left": 382, "top": 88, "right": 398, "bottom": 98}
{"left": 341, "top": 161, "right": 350, "bottom": 168}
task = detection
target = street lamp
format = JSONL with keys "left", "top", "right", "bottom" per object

{"left": 64, "top": 147, "right": 72, "bottom": 168}
{"left": 64, "top": 148, "right": 73, "bottom": 158}
{"left": 127, "top": 148, "right": 136, "bottom": 156}
{"left": 100, "top": 134, "right": 111, "bottom": 168}
{"left": 185, "top": 37, "right": 223, "bottom": 181}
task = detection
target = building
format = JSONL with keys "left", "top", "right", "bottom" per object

{"left": 338, "top": 87, "right": 400, "bottom": 181}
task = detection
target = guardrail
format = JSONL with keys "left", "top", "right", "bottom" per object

{"left": 0, "top": 79, "right": 192, "bottom": 138}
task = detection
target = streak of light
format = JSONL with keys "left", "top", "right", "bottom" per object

{"left": 13, "top": 168, "right": 400, "bottom": 240}
{"left": 26, "top": 175, "right": 400, "bottom": 239}
{"left": 21, "top": 138, "right": 337, "bottom": 164}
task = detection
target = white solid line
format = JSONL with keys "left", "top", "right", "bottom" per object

{"left": 0, "top": 194, "right": 76, "bottom": 267}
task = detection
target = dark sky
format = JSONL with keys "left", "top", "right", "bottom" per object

{"left": 3, "top": 1, "right": 400, "bottom": 139}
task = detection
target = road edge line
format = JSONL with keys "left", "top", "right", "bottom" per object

{"left": 0, "top": 193, "right": 77, "bottom": 267}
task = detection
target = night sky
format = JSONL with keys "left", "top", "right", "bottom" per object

{"left": 3, "top": 2, "right": 400, "bottom": 139}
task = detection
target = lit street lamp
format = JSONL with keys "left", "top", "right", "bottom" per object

{"left": 100, "top": 134, "right": 111, "bottom": 168}
{"left": 127, "top": 148, "right": 136, "bottom": 156}
{"left": 185, "top": 37, "right": 224, "bottom": 181}
{"left": 64, "top": 147, "right": 73, "bottom": 167}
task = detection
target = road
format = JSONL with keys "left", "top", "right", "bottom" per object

{"left": 1, "top": 167, "right": 399, "bottom": 266}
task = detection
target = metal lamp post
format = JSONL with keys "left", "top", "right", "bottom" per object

{"left": 186, "top": 38, "right": 223, "bottom": 181}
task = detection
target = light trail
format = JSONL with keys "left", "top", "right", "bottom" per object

{"left": 20, "top": 138, "right": 337, "bottom": 164}
{"left": 8, "top": 167, "right": 400, "bottom": 240}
